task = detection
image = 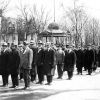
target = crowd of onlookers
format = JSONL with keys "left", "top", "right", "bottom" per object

{"left": 0, "top": 40, "right": 100, "bottom": 89}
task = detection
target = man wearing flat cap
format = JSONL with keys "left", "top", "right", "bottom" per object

{"left": 21, "top": 41, "right": 33, "bottom": 89}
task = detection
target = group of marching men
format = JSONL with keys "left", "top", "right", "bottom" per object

{"left": 0, "top": 40, "right": 100, "bottom": 89}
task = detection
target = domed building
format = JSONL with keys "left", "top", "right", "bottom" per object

{"left": 39, "top": 22, "right": 69, "bottom": 45}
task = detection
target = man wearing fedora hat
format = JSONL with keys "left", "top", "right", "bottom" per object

{"left": 56, "top": 44, "right": 65, "bottom": 79}
{"left": 64, "top": 45, "right": 76, "bottom": 80}
{"left": 84, "top": 44, "right": 95, "bottom": 75}
{"left": 8, "top": 43, "right": 20, "bottom": 88}
{"left": 75, "top": 46, "right": 84, "bottom": 75}
{"left": 29, "top": 40, "right": 38, "bottom": 83}
{"left": 18, "top": 43, "right": 24, "bottom": 80}
{"left": 43, "top": 42, "right": 55, "bottom": 85}
{"left": 0, "top": 42, "right": 9, "bottom": 87}
{"left": 21, "top": 41, "right": 33, "bottom": 89}
{"left": 35, "top": 40, "right": 44, "bottom": 84}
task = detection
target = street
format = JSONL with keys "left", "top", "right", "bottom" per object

{"left": 0, "top": 68, "right": 100, "bottom": 100}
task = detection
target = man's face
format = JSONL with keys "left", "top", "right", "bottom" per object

{"left": 19, "top": 46, "right": 23, "bottom": 50}
{"left": 11, "top": 45, "right": 15, "bottom": 50}
{"left": 30, "top": 44, "right": 36, "bottom": 48}
{"left": 58, "top": 46, "right": 62, "bottom": 50}
{"left": 2, "top": 46, "right": 7, "bottom": 50}
{"left": 38, "top": 44, "right": 42, "bottom": 48}
{"left": 23, "top": 45, "right": 27, "bottom": 50}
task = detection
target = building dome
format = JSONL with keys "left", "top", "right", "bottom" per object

{"left": 48, "top": 22, "right": 59, "bottom": 30}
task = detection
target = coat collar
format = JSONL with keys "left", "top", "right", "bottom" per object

{"left": 23, "top": 47, "right": 29, "bottom": 54}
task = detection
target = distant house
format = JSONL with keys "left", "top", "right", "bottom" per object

{"left": 0, "top": 17, "right": 18, "bottom": 45}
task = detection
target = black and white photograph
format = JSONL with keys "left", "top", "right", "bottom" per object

{"left": 0, "top": 0, "right": 100, "bottom": 100}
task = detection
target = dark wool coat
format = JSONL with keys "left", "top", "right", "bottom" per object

{"left": 83, "top": 49, "right": 87, "bottom": 67}
{"left": 98, "top": 49, "right": 100, "bottom": 67}
{"left": 36, "top": 48, "right": 44, "bottom": 66}
{"left": 64, "top": 50, "right": 76, "bottom": 72}
{"left": 36, "top": 48, "right": 44, "bottom": 74}
{"left": 76, "top": 49, "right": 84, "bottom": 68}
{"left": 43, "top": 48, "right": 55, "bottom": 76}
{"left": 0, "top": 50, "right": 10, "bottom": 75}
{"left": 31, "top": 47, "right": 38, "bottom": 75}
{"left": 84, "top": 49, "right": 95, "bottom": 68}
{"left": 8, "top": 49, "right": 20, "bottom": 74}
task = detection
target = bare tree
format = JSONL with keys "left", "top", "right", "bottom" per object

{"left": 84, "top": 18, "right": 100, "bottom": 46}
{"left": 29, "top": 5, "right": 50, "bottom": 36}
{"left": 16, "top": 1, "right": 50, "bottom": 41}
{"left": 0, "top": 0, "right": 10, "bottom": 15}
{"left": 61, "top": 0, "right": 88, "bottom": 47}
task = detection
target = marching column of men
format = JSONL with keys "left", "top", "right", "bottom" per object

{"left": 0, "top": 41, "right": 100, "bottom": 89}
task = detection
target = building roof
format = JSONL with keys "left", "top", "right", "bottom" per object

{"left": 40, "top": 29, "right": 66, "bottom": 37}
{"left": 48, "top": 22, "right": 59, "bottom": 30}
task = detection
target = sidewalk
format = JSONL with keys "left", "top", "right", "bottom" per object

{"left": 0, "top": 69, "right": 100, "bottom": 100}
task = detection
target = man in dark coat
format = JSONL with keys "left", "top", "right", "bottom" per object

{"left": 43, "top": 42, "right": 55, "bottom": 85}
{"left": 84, "top": 45, "right": 95, "bottom": 75}
{"left": 92, "top": 45, "right": 98, "bottom": 71}
{"left": 0, "top": 42, "right": 9, "bottom": 87}
{"left": 75, "top": 47, "right": 84, "bottom": 75}
{"left": 64, "top": 45, "right": 76, "bottom": 80}
{"left": 8, "top": 43, "right": 20, "bottom": 88}
{"left": 18, "top": 44, "right": 24, "bottom": 80}
{"left": 97, "top": 46, "right": 100, "bottom": 67}
{"left": 36, "top": 40, "right": 44, "bottom": 84}
{"left": 83, "top": 47, "right": 87, "bottom": 71}
{"left": 29, "top": 40, "right": 38, "bottom": 83}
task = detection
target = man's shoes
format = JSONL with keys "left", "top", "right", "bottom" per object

{"left": 36, "top": 81, "right": 43, "bottom": 84}
{"left": 57, "top": 77, "right": 62, "bottom": 79}
{"left": 9, "top": 86, "right": 16, "bottom": 88}
{"left": 14, "top": 86, "right": 19, "bottom": 89}
{"left": 45, "top": 82, "right": 51, "bottom": 85}
{"left": 1, "top": 84, "right": 8, "bottom": 87}
{"left": 57, "top": 77, "right": 60, "bottom": 79}
{"left": 67, "top": 78, "right": 71, "bottom": 80}
{"left": 23, "top": 86, "right": 30, "bottom": 90}
{"left": 86, "top": 73, "right": 91, "bottom": 75}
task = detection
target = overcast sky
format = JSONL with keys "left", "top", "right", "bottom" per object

{"left": 4, "top": 0, "right": 100, "bottom": 22}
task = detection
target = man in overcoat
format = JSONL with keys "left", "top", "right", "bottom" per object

{"left": 36, "top": 40, "right": 44, "bottom": 84}
{"left": 56, "top": 45, "right": 65, "bottom": 79}
{"left": 29, "top": 40, "right": 38, "bottom": 83}
{"left": 76, "top": 46, "right": 84, "bottom": 75}
{"left": 43, "top": 42, "right": 55, "bottom": 85}
{"left": 18, "top": 44, "right": 24, "bottom": 80}
{"left": 8, "top": 43, "right": 20, "bottom": 88}
{"left": 84, "top": 45, "right": 95, "bottom": 75}
{"left": 97, "top": 46, "right": 100, "bottom": 67}
{"left": 64, "top": 45, "right": 76, "bottom": 80}
{"left": 0, "top": 42, "right": 9, "bottom": 86}
{"left": 21, "top": 41, "right": 33, "bottom": 89}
